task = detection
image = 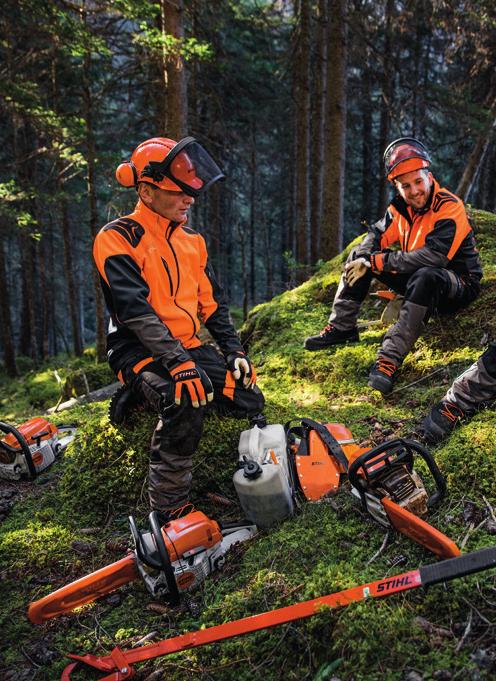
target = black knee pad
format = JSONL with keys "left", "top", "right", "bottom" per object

{"left": 404, "top": 267, "right": 444, "bottom": 307}
{"left": 138, "top": 371, "right": 174, "bottom": 414}
{"left": 156, "top": 405, "right": 204, "bottom": 457}
{"left": 481, "top": 342, "right": 496, "bottom": 378}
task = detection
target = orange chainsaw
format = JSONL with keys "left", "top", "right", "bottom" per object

{"left": 0, "top": 419, "right": 76, "bottom": 481}
{"left": 288, "top": 418, "right": 460, "bottom": 559}
{"left": 28, "top": 509, "right": 256, "bottom": 624}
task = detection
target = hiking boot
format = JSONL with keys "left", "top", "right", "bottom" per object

{"left": 367, "top": 358, "right": 399, "bottom": 395}
{"left": 304, "top": 324, "right": 359, "bottom": 351}
{"left": 422, "top": 401, "right": 465, "bottom": 444}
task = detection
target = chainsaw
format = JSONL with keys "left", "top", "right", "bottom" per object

{"left": 287, "top": 418, "right": 460, "bottom": 558}
{"left": 0, "top": 418, "right": 76, "bottom": 481}
{"left": 28, "top": 508, "right": 256, "bottom": 624}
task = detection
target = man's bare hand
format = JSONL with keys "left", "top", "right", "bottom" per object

{"left": 344, "top": 258, "right": 371, "bottom": 287}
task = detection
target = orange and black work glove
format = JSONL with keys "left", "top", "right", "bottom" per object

{"left": 170, "top": 361, "right": 214, "bottom": 408}
{"left": 226, "top": 352, "right": 257, "bottom": 389}
{"left": 344, "top": 257, "right": 371, "bottom": 287}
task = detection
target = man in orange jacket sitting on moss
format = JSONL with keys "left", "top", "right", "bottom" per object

{"left": 304, "top": 138, "right": 482, "bottom": 395}
{"left": 93, "top": 136, "right": 264, "bottom": 514}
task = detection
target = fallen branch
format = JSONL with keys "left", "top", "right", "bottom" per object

{"left": 389, "top": 368, "right": 445, "bottom": 396}
{"left": 47, "top": 382, "right": 120, "bottom": 413}
{"left": 367, "top": 531, "right": 391, "bottom": 564}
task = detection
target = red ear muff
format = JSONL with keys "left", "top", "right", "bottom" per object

{"left": 115, "top": 162, "right": 138, "bottom": 187}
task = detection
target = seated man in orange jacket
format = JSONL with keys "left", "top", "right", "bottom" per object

{"left": 94, "top": 137, "right": 264, "bottom": 514}
{"left": 304, "top": 138, "right": 483, "bottom": 395}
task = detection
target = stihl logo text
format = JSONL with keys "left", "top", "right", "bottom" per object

{"left": 377, "top": 575, "right": 414, "bottom": 592}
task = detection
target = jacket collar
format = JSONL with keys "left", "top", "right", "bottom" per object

{"left": 133, "top": 199, "right": 177, "bottom": 238}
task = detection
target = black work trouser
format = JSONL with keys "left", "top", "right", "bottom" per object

{"left": 121, "top": 344, "right": 265, "bottom": 512}
{"left": 342, "top": 266, "right": 480, "bottom": 318}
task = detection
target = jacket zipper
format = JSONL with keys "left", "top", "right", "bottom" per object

{"left": 165, "top": 226, "right": 199, "bottom": 341}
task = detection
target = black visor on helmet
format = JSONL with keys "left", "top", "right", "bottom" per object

{"left": 383, "top": 137, "right": 431, "bottom": 177}
{"left": 140, "top": 137, "right": 225, "bottom": 198}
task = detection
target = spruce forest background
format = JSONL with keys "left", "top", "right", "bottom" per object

{"left": 0, "top": 0, "right": 495, "bottom": 373}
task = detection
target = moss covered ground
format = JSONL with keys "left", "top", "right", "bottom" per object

{"left": 0, "top": 209, "right": 495, "bottom": 680}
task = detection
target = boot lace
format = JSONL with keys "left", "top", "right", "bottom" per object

{"left": 439, "top": 401, "right": 464, "bottom": 423}
{"left": 320, "top": 324, "right": 334, "bottom": 336}
{"left": 376, "top": 359, "right": 397, "bottom": 377}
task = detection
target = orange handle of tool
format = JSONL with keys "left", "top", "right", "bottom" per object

{"left": 28, "top": 553, "right": 139, "bottom": 624}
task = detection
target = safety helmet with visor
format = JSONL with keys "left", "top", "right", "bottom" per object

{"left": 115, "top": 136, "right": 225, "bottom": 198}
{"left": 383, "top": 137, "right": 431, "bottom": 181}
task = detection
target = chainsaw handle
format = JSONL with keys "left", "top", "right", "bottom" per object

{"left": 0, "top": 421, "right": 36, "bottom": 479}
{"left": 400, "top": 439, "right": 446, "bottom": 508}
{"left": 348, "top": 438, "right": 413, "bottom": 497}
{"left": 149, "top": 511, "right": 181, "bottom": 605}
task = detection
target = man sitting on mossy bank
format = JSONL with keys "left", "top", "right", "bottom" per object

{"left": 94, "top": 137, "right": 264, "bottom": 515}
{"left": 304, "top": 137, "right": 482, "bottom": 395}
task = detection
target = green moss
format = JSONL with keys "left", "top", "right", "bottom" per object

{"left": 1, "top": 210, "right": 496, "bottom": 679}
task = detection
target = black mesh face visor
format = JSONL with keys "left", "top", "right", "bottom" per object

{"left": 140, "top": 137, "right": 225, "bottom": 197}
{"left": 383, "top": 137, "right": 431, "bottom": 179}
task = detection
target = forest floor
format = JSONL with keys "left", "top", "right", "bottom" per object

{"left": 0, "top": 208, "right": 495, "bottom": 681}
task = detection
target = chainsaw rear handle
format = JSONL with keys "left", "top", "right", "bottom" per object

{"left": 149, "top": 511, "right": 181, "bottom": 604}
{"left": 0, "top": 421, "right": 36, "bottom": 479}
{"left": 129, "top": 512, "right": 180, "bottom": 605}
{"left": 348, "top": 438, "right": 446, "bottom": 509}
{"left": 401, "top": 439, "right": 446, "bottom": 508}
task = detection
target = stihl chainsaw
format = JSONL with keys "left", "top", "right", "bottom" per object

{"left": 234, "top": 418, "right": 459, "bottom": 559}
{"left": 0, "top": 418, "right": 76, "bottom": 481}
{"left": 28, "top": 508, "right": 256, "bottom": 624}
{"left": 289, "top": 419, "right": 460, "bottom": 558}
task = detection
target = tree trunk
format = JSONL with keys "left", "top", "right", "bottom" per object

{"left": 310, "top": 0, "right": 328, "bottom": 264}
{"left": 60, "top": 186, "right": 83, "bottom": 356}
{"left": 321, "top": 0, "right": 348, "bottom": 260}
{"left": 38, "top": 234, "right": 50, "bottom": 360}
{"left": 377, "top": 0, "right": 394, "bottom": 217}
{"left": 19, "top": 234, "right": 39, "bottom": 361}
{"left": 361, "top": 62, "right": 373, "bottom": 223}
{"left": 81, "top": 41, "right": 106, "bottom": 362}
{"left": 456, "top": 93, "right": 496, "bottom": 201}
{"left": 293, "top": 0, "right": 311, "bottom": 276}
{"left": 250, "top": 119, "right": 256, "bottom": 304}
{"left": 0, "top": 235, "right": 17, "bottom": 376}
{"left": 163, "top": 0, "right": 187, "bottom": 138}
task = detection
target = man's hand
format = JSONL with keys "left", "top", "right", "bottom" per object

{"left": 226, "top": 351, "right": 257, "bottom": 388}
{"left": 170, "top": 361, "right": 214, "bottom": 408}
{"left": 344, "top": 257, "right": 371, "bottom": 287}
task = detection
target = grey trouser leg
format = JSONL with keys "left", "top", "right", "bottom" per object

{"left": 444, "top": 343, "right": 496, "bottom": 412}
{"left": 378, "top": 300, "right": 428, "bottom": 364}
{"left": 328, "top": 273, "right": 364, "bottom": 331}
{"left": 148, "top": 405, "right": 204, "bottom": 512}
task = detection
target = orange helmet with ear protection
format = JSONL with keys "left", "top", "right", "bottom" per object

{"left": 115, "top": 137, "right": 225, "bottom": 198}
{"left": 384, "top": 137, "right": 431, "bottom": 181}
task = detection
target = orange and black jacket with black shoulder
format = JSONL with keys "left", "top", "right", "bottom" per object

{"left": 93, "top": 200, "right": 244, "bottom": 374}
{"left": 356, "top": 179, "right": 482, "bottom": 280}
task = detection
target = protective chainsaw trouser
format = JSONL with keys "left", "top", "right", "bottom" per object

{"left": 444, "top": 342, "right": 496, "bottom": 412}
{"left": 328, "top": 255, "right": 480, "bottom": 364}
{"left": 122, "top": 344, "right": 265, "bottom": 513}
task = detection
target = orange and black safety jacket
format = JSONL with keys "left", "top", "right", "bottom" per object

{"left": 93, "top": 200, "right": 244, "bottom": 375}
{"left": 356, "top": 179, "right": 482, "bottom": 280}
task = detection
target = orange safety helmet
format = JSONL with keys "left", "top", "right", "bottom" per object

{"left": 115, "top": 136, "right": 225, "bottom": 198}
{"left": 383, "top": 137, "right": 431, "bottom": 181}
